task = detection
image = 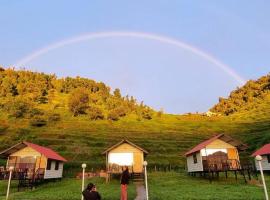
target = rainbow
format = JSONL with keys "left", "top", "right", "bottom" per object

{"left": 14, "top": 31, "right": 245, "bottom": 85}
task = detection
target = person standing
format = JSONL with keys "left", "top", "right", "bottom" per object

{"left": 120, "top": 166, "right": 130, "bottom": 200}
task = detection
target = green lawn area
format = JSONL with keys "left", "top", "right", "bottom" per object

{"left": 0, "top": 171, "right": 269, "bottom": 200}
{"left": 0, "top": 177, "right": 136, "bottom": 200}
{"left": 148, "top": 172, "right": 266, "bottom": 200}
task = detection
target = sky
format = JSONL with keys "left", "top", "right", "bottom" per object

{"left": 0, "top": 0, "right": 269, "bottom": 113}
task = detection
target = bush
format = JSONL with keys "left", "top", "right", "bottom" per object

{"left": 88, "top": 106, "right": 104, "bottom": 120}
{"left": 37, "top": 96, "right": 48, "bottom": 104}
{"left": 7, "top": 98, "right": 32, "bottom": 118}
{"left": 29, "top": 108, "right": 44, "bottom": 117}
{"left": 141, "top": 108, "right": 153, "bottom": 120}
{"left": 30, "top": 116, "right": 47, "bottom": 127}
{"left": 107, "top": 109, "right": 120, "bottom": 121}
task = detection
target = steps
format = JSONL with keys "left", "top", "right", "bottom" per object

{"left": 132, "top": 173, "right": 144, "bottom": 182}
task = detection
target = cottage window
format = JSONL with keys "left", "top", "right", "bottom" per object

{"left": 55, "top": 161, "right": 59, "bottom": 170}
{"left": 193, "top": 154, "right": 198, "bottom": 164}
{"left": 46, "top": 159, "right": 52, "bottom": 170}
{"left": 267, "top": 155, "right": 270, "bottom": 163}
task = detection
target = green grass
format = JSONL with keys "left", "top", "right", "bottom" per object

{"left": 1, "top": 107, "right": 270, "bottom": 171}
{"left": 0, "top": 177, "right": 136, "bottom": 200}
{"left": 148, "top": 172, "right": 266, "bottom": 200}
{"left": 0, "top": 172, "right": 269, "bottom": 200}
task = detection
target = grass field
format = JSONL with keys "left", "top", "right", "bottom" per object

{"left": 0, "top": 177, "right": 136, "bottom": 200}
{"left": 0, "top": 171, "right": 268, "bottom": 200}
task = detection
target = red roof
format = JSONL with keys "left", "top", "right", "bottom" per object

{"left": 185, "top": 134, "right": 223, "bottom": 156}
{"left": 252, "top": 144, "right": 270, "bottom": 156}
{"left": 24, "top": 142, "right": 67, "bottom": 162}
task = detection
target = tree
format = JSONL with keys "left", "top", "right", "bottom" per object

{"left": 68, "top": 88, "right": 89, "bottom": 116}
{"left": 6, "top": 97, "right": 32, "bottom": 118}
{"left": 113, "top": 88, "right": 121, "bottom": 98}
{"left": 107, "top": 109, "right": 120, "bottom": 121}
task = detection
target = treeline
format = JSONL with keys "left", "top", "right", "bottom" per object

{"left": 211, "top": 73, "right": 270, "bottom": 115}
{"left": 0, "top": 67, "right": 157, "bottom": 125}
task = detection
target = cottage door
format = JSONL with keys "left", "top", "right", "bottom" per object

{"left": 133, "top": 153, "right": 142, "bottom": 173}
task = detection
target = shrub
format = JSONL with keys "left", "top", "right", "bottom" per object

{"left": 29, "top": 108, "right": 44, "bottom": 117}
{"left": 107, "top": 109, "right": 120, "bottom": 121}
{"left": 7, "top": 98, "right": 32, "bottom": 118}
{"left": 88, "top": 106, "right": 104, "bottom": 120}
{"left": 37, "top": 96, "right": 48, "bottom": 104}
{"left": 141, "top": 108, "right": 153, "bottom": 120}
{"left": 30, "top": 116, "right": 47, "bottom": 127}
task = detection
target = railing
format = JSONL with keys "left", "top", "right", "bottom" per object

{"left": 107, "top": 164, "right": 133, "bottom": 174}
{"left": 7, "top": 163, "right": 35, "bottom": 170}
{"left": 203, "top": 159, "right": 241, "bottom": 172}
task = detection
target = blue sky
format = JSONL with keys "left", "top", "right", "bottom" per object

{"left": 0, "top": 0, "right": 269, "bottom": 113}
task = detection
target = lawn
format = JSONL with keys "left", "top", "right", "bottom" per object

{"left": 0, "top": 177, "right": 136, "bottom": 200}
{"left": 0, "top": 171, "right": 268, "bottom": 200}
{"left": 148, "top": 172, "right": 266, "bottom": 200}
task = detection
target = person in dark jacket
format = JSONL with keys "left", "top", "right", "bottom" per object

{"left": 82, "top": 183, "right": 101, "bottom": 200}
{"left": 120, "top": 166, "right": 130, "bottom": 200}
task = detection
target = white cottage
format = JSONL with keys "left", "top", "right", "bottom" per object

{"left": 185, "top": 134, "right": 247, "bottom": 173}
{"left": 252, "top": 144, "right": 270, "bottom": 171}
{"left": 0, "top": 141, "right": 67, "bottom": 180}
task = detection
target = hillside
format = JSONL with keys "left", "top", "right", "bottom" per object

{"left": 0, "top": 68, "right": 270, "bottom": 173}
{"left": 211, "top": 73, "right": 270, "bottom": 115}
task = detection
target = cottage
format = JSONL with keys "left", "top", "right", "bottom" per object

{"left": 102, "top": 139, "right": 148, "bottom": 174}
{"left": 185, "top": 134, "right": 247, "bottom": 173}
{"left": 252, "top": 144, "right": 270, "bottom": 171}
{"left": 0, "top": 141, "right": 67, "bottom": 180}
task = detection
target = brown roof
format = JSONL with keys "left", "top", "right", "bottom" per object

{"left": 0, "top": 141, "right": 67, "bottom": 162}
{"left": 185, "top": 134, "right": 248, "bottom": 156}
{"left": 102, "top": 139, "right": 149, "bottom": 155}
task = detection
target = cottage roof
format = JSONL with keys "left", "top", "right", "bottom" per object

{"left": 252, "top": 144, "right": 270, "bottom": 156}
{"left": 185, "top": 134, "right": 248, "bottom": 156}
{"left": 0, "top": 141, "right": 67, "bottom": 162}
{"left": 102, "top": 139, "right": 149, "bottom": 155}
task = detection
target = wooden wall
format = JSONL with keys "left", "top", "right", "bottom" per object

{"left": 108, "top": 143, "right": 144, "bottom": 173}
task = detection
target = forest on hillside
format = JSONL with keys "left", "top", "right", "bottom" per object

{"left": 0, "top": 67, "right": 156, "bottom": 127}
{"left": 211, "top": 73, "right": 270, "bottom": 115}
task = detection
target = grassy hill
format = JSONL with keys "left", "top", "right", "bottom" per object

{"left": 0, "top": 68, "right": 269, "bottom": 173}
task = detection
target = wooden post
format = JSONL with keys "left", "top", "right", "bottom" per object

{"left": 234, "top": 171, "right": 237, "bottom": 181}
